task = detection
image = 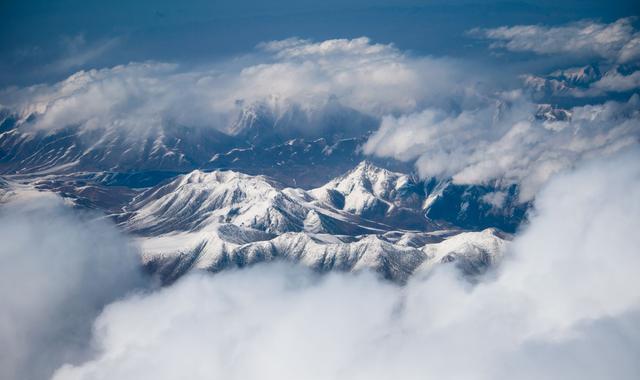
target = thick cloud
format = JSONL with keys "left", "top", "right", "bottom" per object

{"left": 0, "top": 192, "right": 147, "bottom": 380}
{"left": 51, "top": 150, "right": 640, "bottom": 380}
{"left": 364, "top": 93, "right": 640, "bottom": 200}
{"left": 473, "top": 17, "right": 640, "bottom": 63}
{"left": 0, "top": 37, "right": 475, "bottom": 135}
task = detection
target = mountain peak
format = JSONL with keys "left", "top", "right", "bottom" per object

{"left": 309, "top": 161, "right": 430, "bottom": 228}
{"left": 323, "top": 160, "right": 411, "bottom": 197}
{"left": 123, "top": 169, "right": 306, "bottom": 235}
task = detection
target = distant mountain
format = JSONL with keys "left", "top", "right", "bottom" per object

{"left": 522, "top": 64, "right": 602, "bottom": 99}
{"left": 229, "top": 98, "right": 377, "bottom": 146}
{"left": 0, "top": 107, "right": 385, "bottom": 188}
{"left": 206, "top": 137, "right": 372, "bottom": 188}
{"left": 0, "top": 115, "right": 236, "bottom": 174}
{"left": 523, "top": 63, "right": 640, "bottom": 102}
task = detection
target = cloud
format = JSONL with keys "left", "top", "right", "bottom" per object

{"left": 47, "top": 34, "right": 120, "bottom": 73}
{"left": 259, "top": 37, "right": 394, "bottom": 58}
{"left": 364, "top": 93, "right": 640, "bottom": 200}
{"left": 0, "top": 37, "right": 475, "bottom": 135}
{"left": 473, "top": 17, "right": 640, "bottom": 63}
{"left": 574, "top": 70, "right": 640, "bottom": 97}
{"left": 0, "top": 192, "right": 147, "bottom": 380}
{"left": 48, "top": 149, "right": 640, "bottom": 380}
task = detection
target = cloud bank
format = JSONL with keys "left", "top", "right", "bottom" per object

{"left": 474, "top": 17, "right": 640, "bottom": 63}
{"left": 0, "top": 37, "right": 474, "bottom": 135}
{"left": 364, "top": 93, "right": 640, "bottom": 200}
{"left": 576, "top": 70, "right": 640, "bottom": 97}
{"left": 0, "top": 193, "right": 147, "bottom": 380}
{"left": 50, "top": 150, "right": 640, "bottom": 380}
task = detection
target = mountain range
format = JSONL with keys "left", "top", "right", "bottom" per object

{"left": 0, "top": 105, "right": 530, "bottom": 283}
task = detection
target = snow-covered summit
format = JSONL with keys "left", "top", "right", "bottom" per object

{"left": 310, "top": 160, "right": 426, "bottom": 224}
{"left": 117, "top": 162, "right": 514, "bottom": 283}
{"left": 123, "top": 169, "right": 309, "bottom": 235}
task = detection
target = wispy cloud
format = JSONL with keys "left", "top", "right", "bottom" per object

{"left": 472, "top": 17, "right": 640, "bottom": 63}
{"left": 47, "top": 34, "right": 120, "bottom": 72}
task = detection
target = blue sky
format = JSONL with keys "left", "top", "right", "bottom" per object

{"left": 1, "top": 0, "right": 638, "bottom": 86}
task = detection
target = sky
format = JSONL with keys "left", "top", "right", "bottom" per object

{"left": 1, "top": 0, "right": 638, "bottom": 86}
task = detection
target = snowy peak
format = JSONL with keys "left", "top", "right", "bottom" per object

{"left": 115, "top": 164, "right": 515, "bottom": 284}
{"left": 313, "top": 161, "right": 411, "bottom": 209}
{"left": 123, "top": 169, "right": 308, "bottom": 235}
{"left": 228, "top": 98, "right": 377, "bottom": 146}
{"left": 549, "top": 64, "right": 601, "bottom": 85}
{"left": 121, "top": 167, "right": 386, "bottom": 237}
{"left": 535, "top": 104, "right": 572, "bottom": 122}
{"left": 330, "top": 160, "right": 410, "bottom": 195}
{"left": 420, "top": 228, "right": 509, "bottom": 276}
{"left": 311, "top": 160, "right": 429, "bottom": 229}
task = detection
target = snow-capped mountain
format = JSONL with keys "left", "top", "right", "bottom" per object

{"left": 122, "top": 170, "right": 309, "bottom": 235}
{"left": 229, "top": 98, "right": 377, "bottom": 146}
{"left": 419, "top": 228, "right": 509, "bottom": 277}
{"left": 1, "top": 104, "right": 526, "bottom": 284}
{"left": 120, "top": 163, "right": 513, "bottom": 283}
{"left": 0, "top": 117, "right": 236, "bottom": 174}
{"left": 522, "top": 63, "right": 640, "bottom": 99}
{"left": 140, "top": 224, "right": 507, "bottom": 284}
{"left": 120, "top": 169, "right": 387, "bottom": 236}
{"left": 522, "top": 65, "right": 602, "bottom": 98}
{"left": 312, "top": 161, "right": 527, "bottom": 233}
{"left": 0, "top": 107, "right": 381, "bottom": 188}
{"left": 206, "top": 137, "right": 369, "bottom": 188}
{"left": 310, "top": 160, "right": 432, "bottom": 229}
{"left": 549, "top": 65, "right": 602, "bottom": 86}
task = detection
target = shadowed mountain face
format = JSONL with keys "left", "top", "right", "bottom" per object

{"left": 0, "top": 105, "right": 394, "bottom": 188}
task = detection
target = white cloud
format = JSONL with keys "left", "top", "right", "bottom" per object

{"left": 474, "top": 17, "right": 640, "bottom": 63}
{"left": 575, "top": 70, "right": 640, "bottom": 97}
{"left": 0, "top": 193, "right": 147, "bottom": 380}
{"left": 259, "top": 36, "right": 393, "bottom": 58}
{"left": 51, "top": 150, "right": 640, "bottom": 380}
{"left": 364, "top": 93, "right": 640, "bottom": 200}
{"left": 1, "top": 38, "right": 474, "bottom": 135}
{"left": 480, "top": 190, "right": 507, "bottom": 208}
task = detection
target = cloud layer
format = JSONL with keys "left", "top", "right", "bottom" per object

{"left": 0, "top": 193, "right": 147, "bottom": 380}
{"left": 1, "top": 37, "right": 473, "bottom": 135}
{"left": 50, "top": 150, "right": 640, "bottom": 380}
{"left": 364, "top": 93, "right": 640, "bottom": 200}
